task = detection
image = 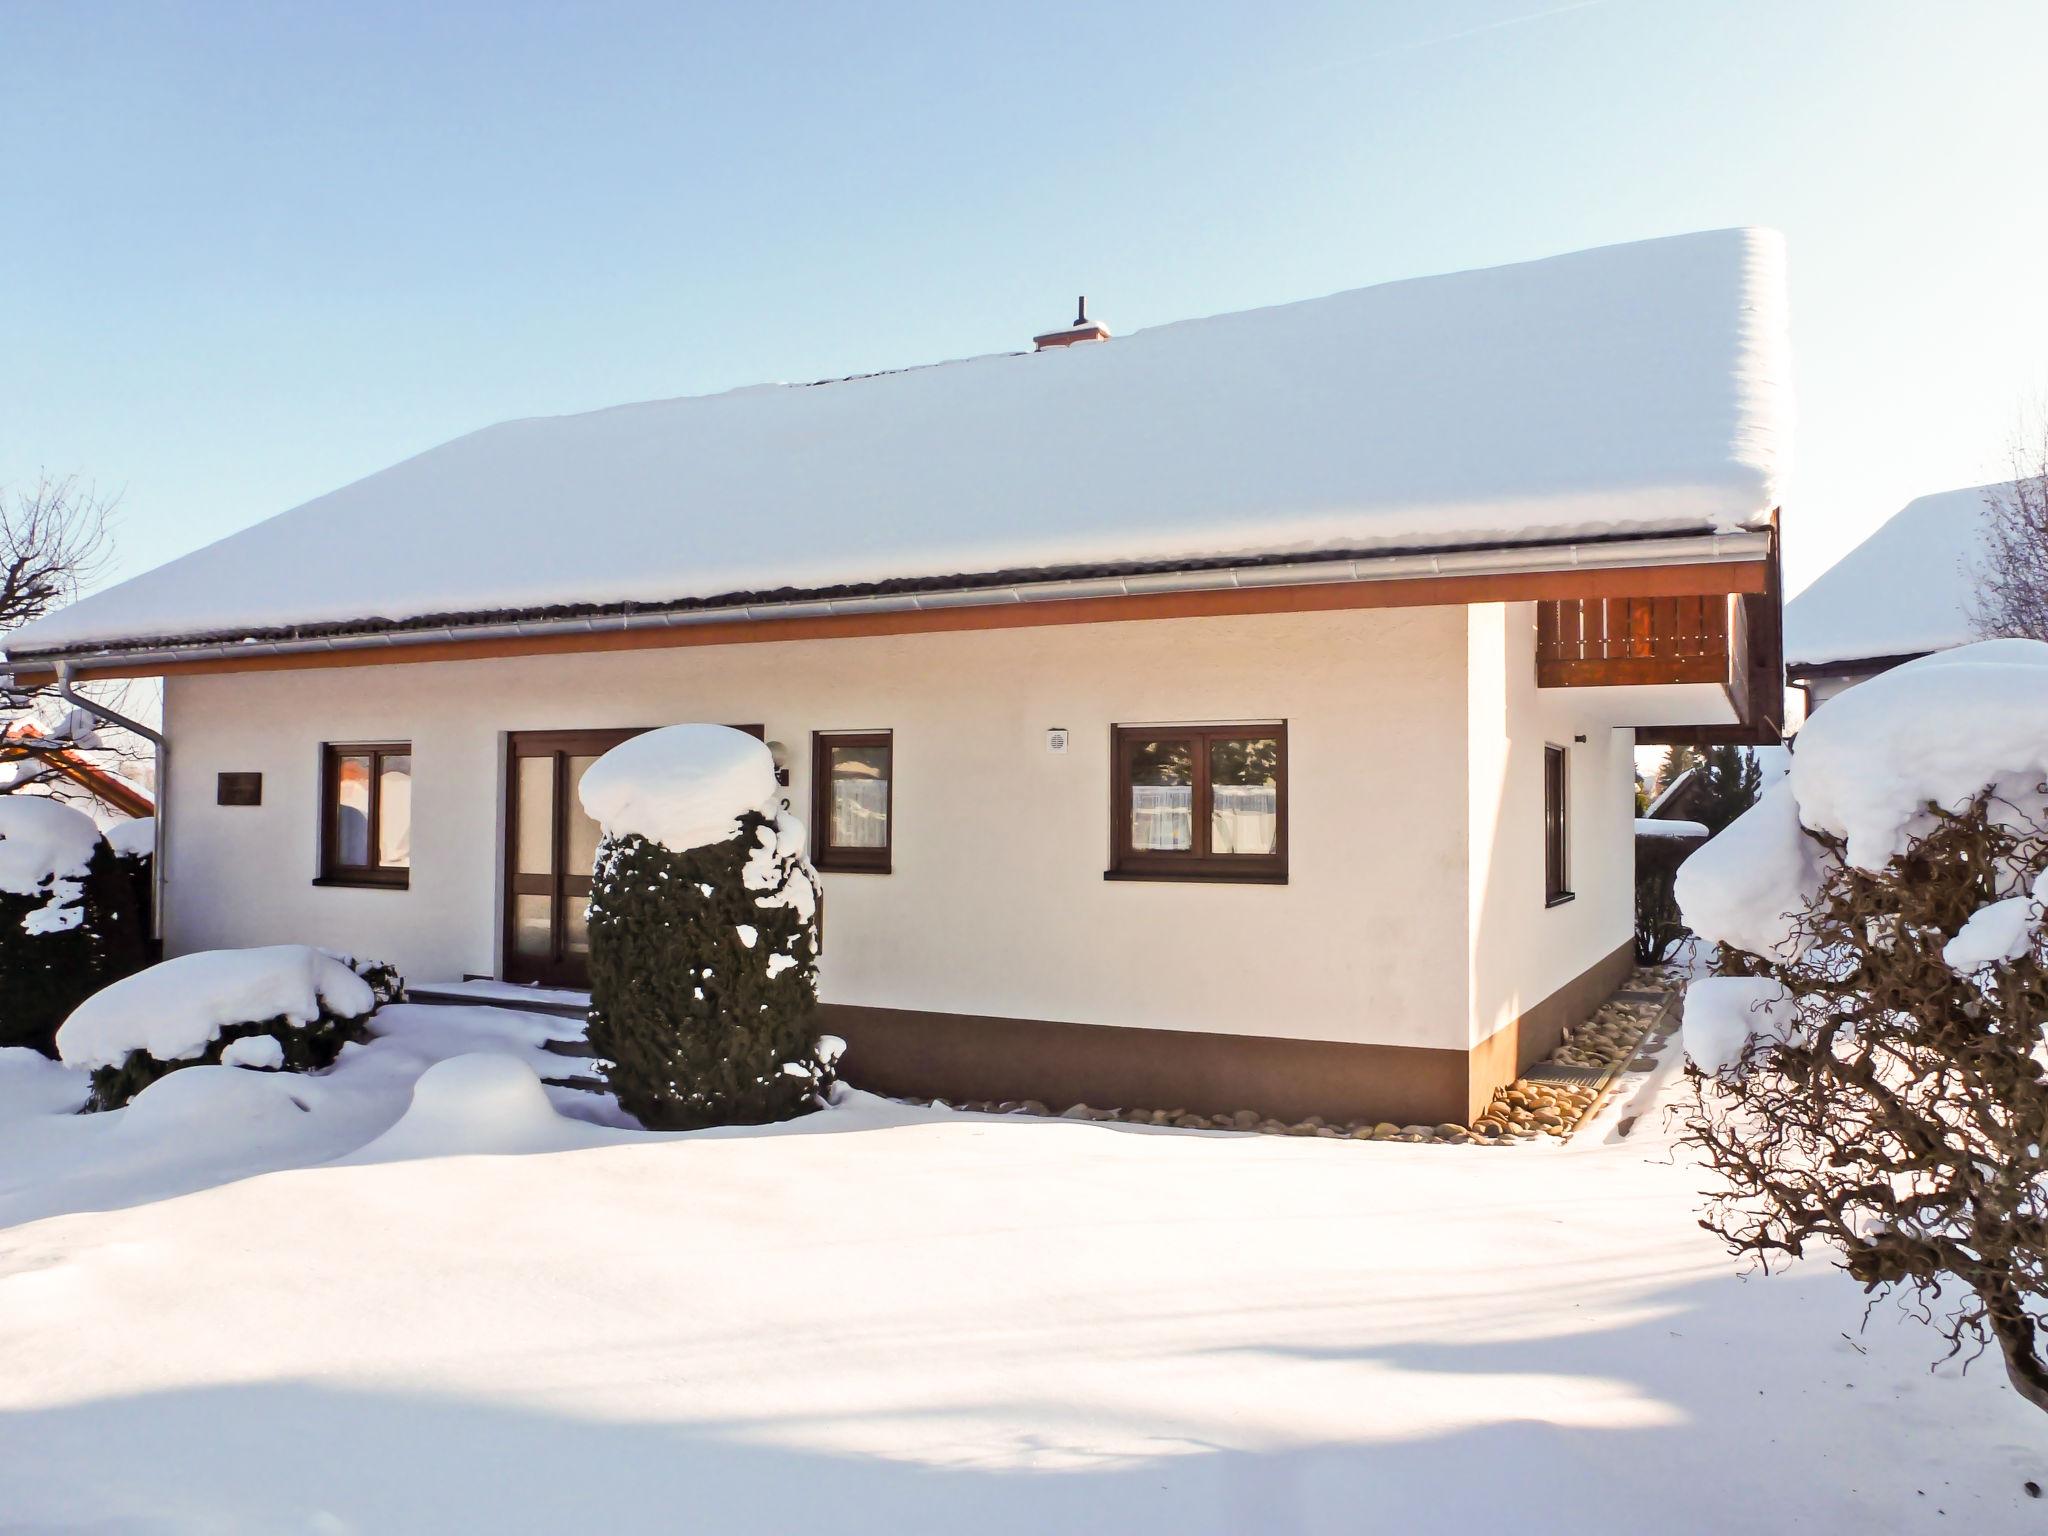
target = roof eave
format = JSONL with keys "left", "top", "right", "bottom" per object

{"left": 8, "top": 526, "right": 1776, "bottom": 682}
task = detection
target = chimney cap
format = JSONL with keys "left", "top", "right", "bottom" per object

{"left": 1034, "top": 295, "right": 1110, "bottom": 350}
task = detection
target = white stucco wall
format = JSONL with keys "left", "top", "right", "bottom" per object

{"left": 161, "top": 606, "right": 1483, "bottom": 1052}
{"left": 1464, "top": 602, "right": 1637, "bottom": 1051}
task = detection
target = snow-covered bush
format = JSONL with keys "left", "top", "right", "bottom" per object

{"left": 104, "top": 815, "right": 157, "bottom": 956}
{"left": 578, "top": 725, "right": 830, "bottom": 1130}
{"left": 57, "top": 945, "right": 402, "bottom": 1110}
{"left": 0, "top": 797, "right": 149, "bottom": 1054}
{"left": 1677, "top": 640, "right": 2048, "bottom": 1410}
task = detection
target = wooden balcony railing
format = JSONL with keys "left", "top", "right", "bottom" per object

{"left": 1536, "top": 594, "right": 1736, "bottom": 688}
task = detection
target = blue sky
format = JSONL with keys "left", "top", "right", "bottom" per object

{"left": 5, "top": 0, "right": 2045, "bottom": 596}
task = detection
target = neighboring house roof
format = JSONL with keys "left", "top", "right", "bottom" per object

{"left": 9, "top": 227, "right": 1791, "bottom": 661}
{"left": 1784, "top": 482, "right": 2007, "bottom": 674}
{"left": 1635, "top": 817, "right": 1708, "bottom": 841}
{"left": 1, "top": 721, "right": 156, "bottom": 819}
{"left": 1643, "top": 765, "right": 1705, "bottom": 819}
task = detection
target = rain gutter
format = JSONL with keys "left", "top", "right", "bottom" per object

{"left": 55, "top": 662, "right": 168, "bottom": 943}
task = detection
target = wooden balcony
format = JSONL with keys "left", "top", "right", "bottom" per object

{"left": 1537, "top": 594, "right": 1736, "bottom": 686}
{"left": 1536, "top": 592, "right": 1768, "bottom": 735}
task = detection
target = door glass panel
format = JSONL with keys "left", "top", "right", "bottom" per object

{"left": 377, "top": 754, "right": 413, "bottom": 868}
{"left": 1128, "top": 738, "right": 1194, "bottom": 851}
{"left": 1209, "top": 737, "right": 1280, "bottom": 855}
{"left": 564, "top": 897, "right": 590, "bottom": 961}
{"left": 512, "top": 894, "right": 552, "bottom": 959}
{"left": 516, "top": 756, "right": 554, "bottom": 876}
{"left": 565, "top": 754, "right": 605, "bottom": 874}
{"left": 827, "top": 744, "right": 890, "bottom": 849}
{"left": 335, "top": 754, "right": 373, "bottom": 866}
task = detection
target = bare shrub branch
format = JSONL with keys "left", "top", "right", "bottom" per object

{"left": 1684, "top": 791, "right": 2048, "bottom": 1409}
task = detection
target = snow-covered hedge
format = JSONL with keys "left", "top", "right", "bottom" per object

{"left": 103, "top": 815, "right": 157, "bottom": 959}
{"left": 58, "top": 944, "right": 403, "bottom": 1110}
{"left": 579, "top": 725, "right": 831, "bottom": 1129}
{"left": 0, "top": 798, "right": 150, "bottom": 1053}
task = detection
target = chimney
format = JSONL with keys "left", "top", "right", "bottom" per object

{"left": 1033, "top": 296, "right": 1110, "bottom": 350}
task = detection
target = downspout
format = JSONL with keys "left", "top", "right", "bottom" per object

{"left": 56, "top": 662, "right": 167, "bottom": 943}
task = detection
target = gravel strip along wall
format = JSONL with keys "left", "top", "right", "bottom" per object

{"left": 894, "top": 966, "right": 1683, "bottom": 1146}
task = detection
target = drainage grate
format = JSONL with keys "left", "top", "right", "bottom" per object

{"left": 1522, "top": 1061, "right": 1611, "bottom": 1087}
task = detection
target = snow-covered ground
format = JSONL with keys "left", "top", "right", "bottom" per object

{"left": 0, "top": 1001, "right": 2039, "bottom": 1533}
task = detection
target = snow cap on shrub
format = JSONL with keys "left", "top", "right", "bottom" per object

{"left": 1675, "top": 779, "right": 1828, "bottom": 960}
{"left": 57, "top": 944, "right": 376, "bottom": 1070}
{"left": 1791, "top": 639, "right": 2048, "bottom": 870}
{"left": 1683, "top": 974, "right": 1797, "bottom": 1074}
{"left": 578, "top": 724, "right": 780, "bottom": 853}
{"left": 0, "top": 796, "right": 102, "bottom": 934}
{"left": 105, "top": 817, "right": 155, "bottom": 860}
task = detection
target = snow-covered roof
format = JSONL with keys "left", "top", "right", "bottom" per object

{"left": 10, "top": 227, "right": 1791, "bottom": 657}
{"left": 1642, "top": 766, "right": 1699, "bottom": 818}
{"left": 1784, "top": 483, "right": 2007, "bottom": 671}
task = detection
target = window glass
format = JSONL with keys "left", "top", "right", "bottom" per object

{"left": 1544, "top": 745, "right": 1571, "bottom": 902}
{"left": 1209, "top": 737, "right": 1280, "bottom": 855}
{"left": 517, "top": 756, "right": 555, "bottom": 876}
{"left": 1110, "top": 724, "right": 1286, "bottom": 882}
{"left": 512, "top": 894, "right": 552, "bottom": 958}
{"left": 827, "top": 743, "right": 890, "bottom": 849}
{"left": 565, "top": 754, "right": 605, "bottom": 873}
{"left": 377, "top": 755, "right": 412, "bottom": 868}
{"left": 1128, "top": 738, "right": 1194, "bottom": 852}
{"left": 565, "top": 896, "right": 591, "bottom": 961}
{"left": 335, "top": 754, "right": 372, "bottom": 867}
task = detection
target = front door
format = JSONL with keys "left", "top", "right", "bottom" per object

{"left": 502, "top": 724, "right": 769, "bottom": 989}
{"left": 504, "top": 729, "right": 643, "bottom": 989}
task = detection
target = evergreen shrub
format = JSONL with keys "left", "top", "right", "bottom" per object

{"left": 586, "top": 808, "right": 828, "bottom": 1129}
{"left": 0, "top": 822, "right": 149, "bottom": 1055}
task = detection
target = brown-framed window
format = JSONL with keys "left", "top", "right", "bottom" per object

{"left": 811, "top": 731, "right": 892, "bottom": 873}
{"left": 1108, "top": 723, "right": 1286, "bottom": 883}
{"left": 1544, "top": 743, "right": 1572, "bottom": 906}
{"left": 319, "top": 742, "right": 412, "bottom": 888}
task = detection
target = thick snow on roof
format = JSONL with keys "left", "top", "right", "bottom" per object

{"left": 12, "top": 228, "right": 1791, "bottom": 656}
{"left": 1784, "top": 482, "right": 2006, "bottom": 670}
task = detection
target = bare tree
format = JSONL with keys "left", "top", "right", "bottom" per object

{"left": 0, "top": 477, "right": 146, "bottom": 809}
{"left": 1968, "top": 418, "right": 2048, "bottom": 642}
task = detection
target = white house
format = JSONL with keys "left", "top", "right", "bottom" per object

{"left": 6, "top": 228, "right": 1790, "bottom": 1126}
{"left": 1785, "top": 482, "right": 2008, "bottom": 708}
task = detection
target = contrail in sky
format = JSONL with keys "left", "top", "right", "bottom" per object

{"left": 1370, "top": 0, "right": 1616, "bottom": 60}
{"left": 1220, "top": 0, "right": 1621, "bottom": 96}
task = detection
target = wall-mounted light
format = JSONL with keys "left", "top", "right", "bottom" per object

{"left": 765, "top": 739, "right": 792, "bottom": 787}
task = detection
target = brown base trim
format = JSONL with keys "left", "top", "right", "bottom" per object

{"left": 824, "top": 934, "right": 1637, "bottom": 1129}
{"left": 1463, "top": 936, "right": 1635, "bottom": 1120}
{"left": 822, "top": 1003, "right": 1473, "bottom": 1127}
